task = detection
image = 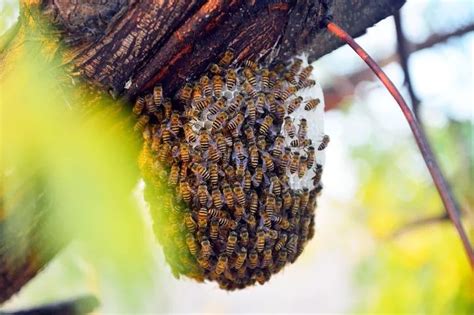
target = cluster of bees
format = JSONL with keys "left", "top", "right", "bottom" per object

{"left": 136, "top": 51, "right": 329, "bottom": 290}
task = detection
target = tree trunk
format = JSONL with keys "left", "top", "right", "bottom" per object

{"left": 0, "top": 0, "right": 405, "bottom": 305}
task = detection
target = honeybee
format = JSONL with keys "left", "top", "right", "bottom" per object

{"left": 246, "top": 214, "right": 257, "bottom": 232}
{"left": 284, "top": 116, "right": 296, "bottom": 138}
{"left": 133, "top": 97, "right": 145, "bottom": 115}
{"left": 288, "top": 96, "right": 303, "bottom": 114}
{"left": 243, "top": 68, "right": 257, "bottom": 87}
{"left": 271, "top": 136, "right": 285, "bottom": 159}
{"left": 260, "top": 68, "right": 270, "bottom": 89}
{"left": 197, "top": 185, "right": 209, "bottom": 206}
{"left": 247, "top": 145, "right": 259, "bottom": 169}
{"left": 198, "top": 238, "right": 211, "bottom": 259}
{"left": 283, "top": 191, "right": 292, "bottom": 210}
{"left": 183, "top": 213, "right": 197, "bottom": 233}
{"left": 212, "top": 75, "right": 224, "bottom": 97}
{"left": 287, "top": 234, "right": 298, "bottom": 256}
{"left": 240, "top": 227, "right": 249, "bottom": 247}
{"left": 194, "top": 96, "right": 212, "bottom": 112}
{"left": 276, "top": 249, "right": 288, "bottom": 267}
{"left": 235, "top": 160, "right": 246, "bottom": 178}
{"left": 243, "top": 170, "right": 252, "bottom": 191}
{"left": 262, "top": 152, "right": 275, "bottom": 172}
{"left": 234, "top": 248, "right": 247, "bottom": 269}
{"left": 228, "top": 113, "right": 244, "bottom": 130}
{"left": 297, "top": 118, "right": 308, "bottom": 141}
{"left": 211, "top": 112, "right": 228, "bottom": 132}
{"left": 210, "top": 219, "right": 219, "bottom": 240}
{"left": 152, "top": 84, "right": 163, "bottom": 105}
{"left": 222, "top": 183, "right": 234, "bottom": 209}
{"left": 179, "top": 180, "right": 193, "bottom": 203}
{"left": 224, "top": 165, "right": 235, "bottom": 179}
{"left": 252, "top": 166, "right": 264, "bottom": 187}
{"left": 191, "top": 163, "right": 210, "bottom": 180}
{"left": 299, "top": 65, "right": 313, "bottom": 82}
{"left": 232, "top": 140, "right": 245, "bottom": 161}
{"left": 318, "top": 134, "right": 330, "bottom": 151}
{"left": 291, "top": 193, "right": 301, "bottom": 216}
{"left": 246, "top": 99, "right": 257, "bottom": 125}
{"left": 160, "top": 124, "right": 172, "bottom": 144}
{"left": 256, "top": 229, "right": 265, "bottom": 252}
{"left": 198, "top": 129, "right": 210, "bottom": 151}
{"left": 274, "top": 233, "right": 287, "bottom": 252}
{"left": 209, "top": 63, "right": 223, "bottom": 75}
{"left": 279, "top": 147, "right": 292, "bottom": 171}
{"left": 278, "top": 86, "right": 297, "bottom": 101}
{"left": 206, "top": 162, "right": 218, "bottom": 186}
{"left": 272, "top": 215, "right": 290, "bottom": 229}
{"left": 226, "top": 231, "right": 238, "bottom": 256}
{"left": 275, "top": 104, "right": 286, "bottom": 121}
{"left": 248, "top": 249, "right": 259, "bottom": 269}
{"left": 242, "top": 80, "right": 257, "bottom": 98}
{"left": 215, "top": 132, "right": 227, "bottom": 155}
{"left": 259, "top": 115, "right": 273, "bottom": 136}
{"left": 312, "top": 163, "right": 323, "bottom": 185}
{"left": 227, "top": 93, "right": 243, "bottom": 113}
{"left": 215, "top": 254, "right": 228, "bottom": 275}
{"left": 178, "top": 83, "right": 193, "bottom": 103}
{"left": 186, "top": 233, "right": 198, "bottom": 256}
{"left": 298, "top": 156, "right": 308, "bottom": 178}
{"left": 289, "top": 58, "right": 303, "bottom": 76}
{"left": 289, "top": 151, "right": 300, "bottom": 174}
{"left": 161, "top": 98, "right": 171, "bottom": 119}
{"left": 244, "top": 59, "right": 258, "bottom": 71}
{"left": 168, "top": 163, "right": 180, "bottom": 186}
{"left": 225, "top": 69, "right": 237, "bottom": 90}
{"left": 219, "top": 50, "right": 234, "bottom": 66}
{"left": 158, "top": 143, "right": 171, "bottom": 162}
{"left": 265, "top": 93, "right": 276, "bottom": 112}
{"left": 298, "top": 78, "right": 316, "bottom": 89}
{"left": 256, "top": 93, "right": 266, "bottom": 113}
{"left": 197, "top": 256, "right": 211, "bottom": 269}
{"left": 233, "top": 182, "right": 245, "bottom": 206}
{"left": 184, "top": 123, "right": 197, "bottom": 143}
{"left": 306, "top": 146, "right": 315, "bottom": 169}
{"left": 265, "top": 193, "right": 276, "bottom": 216}
{"left": 262, "top": 248, "right": 273, "bottom": 268}
{"left": 200, "top": 75, "right": 212, "bottom": 96}
{"left": 270, "top": 176, "right": 281, "bottom": 195}
{"left": 206, "top": 97, "right": 224, "bottom": 116}
{"left": 304, "top": 98, "right": 320, "bottom": 111}
{"left": 209, "top": 145, "right": 221, "bottom": 163}
{"left": 248, "top": 190, "right": 259, "bottom": 215}
{"left": 134, "top": 115, "right": 149, "bottom": 132}
{"left": 219, "top": 217, "right": 238, "bottom": 230}
{"left": 208, "top": 208, "right": 225, "bottom": 219}
{"left": 144, "top": 94, "right": 157, "bottom": 113}
{"left": 300, "top": 188, "right": 309, "bottom": 210}
{"left": 268, "top": 70, "right": 277, "bottom": 89}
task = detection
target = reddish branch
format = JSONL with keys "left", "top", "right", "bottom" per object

{"left": 326, "top": 21, "right": 474, "bottom": 268}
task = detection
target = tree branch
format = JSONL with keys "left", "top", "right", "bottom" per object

{"left": 0, "top": 295, "right": 99, "bottom": 315}
{"left": 390, "top": 213, "right": 450, "bottom": 239}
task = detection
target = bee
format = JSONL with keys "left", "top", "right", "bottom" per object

{"left": 291, "top": 193, "right": 301, "bottom": 216}
{"left": 248, "top": 190, "right": 259, "bottom": 216}
{"left": 240, "top": 227, "right": 249, "bottom": 247}
{"left": 261, "top": 212, "right": 271, "bottom": 229}
{"left": 265, "top": 193, "right": 276, "bottom": 216}
{"left": 255, "top": 229, "right": 265, "bottom": 253}
{"left": 244, "top": 59, "right": 258, "bottom": 71}
{"left": 227, "top": 113, "right": 244, "bottom": 130}
{"left": 191, "top": 163, "right": 210, "bottom": 180}
{"left": 279, "top": 147, "right": 292, "bottom": 170}
{"left": 242, "top": 80, "right": 257, "bottom": 98}
{"left": 243, "top": 170, "right": 252, "bottom": 191}
{"left": 215, "top": 132, "right": 227, "bottom": 154}
{"left": 298, "top": 156, "right": 308, "bottom": 178}
{"left": 134, "top": 115, "right": 149, "bottom": 132}
{"left": 197, "top": 256, "right": 211, "bottom": 269}
{"left": 158, "top": 143, "right": 171, "bottom": 162}
{"left": 261, "top": 68, "right": 270, "bottom": 89}
{"left": 209, "top": 63, "right": 223, "bottom": 75}
{"left": 246, "top": 215, "right": 257, "bottom": 232}
{"left": 272, "top": 215, "right": 290, "bottom": 229}
{"left": 226, "top": 231, "right": 238, "bottom": 256}
{"left": 177, "top": 143, "right": 191, "bottom": 164}
{"left": 200, "top": 236, "right": 212, "bottom": 258}
{"left": 235, "top": 160, "right": 246, "bottom": 178}
{"left": 160, "top": 125, "right": 172, "bottom": 144}
{"left": 200, "top": 75, "right": 212, "bottom": 96}
{"left": 312, "top": 164, "right": 323, "bottom": 185}
{"left": 277, "top": 86, "right": 297, "bottom": 101}
{"left": 299, "top": 65, "right": 313, "bottom": 82}
{"left": 208, "top": 208, "right": 226, "bottom": 219}
{"left": 276, "top": 249, "right": 288, "bottom": 266}
{"left": 304, "top": 98, "right": 320, "bottom": 111}
{"left": 204, "top": 98, "right": 223, "bottom": 117}
{"left": 289, "top": 152, "right": 300, "bottom": 174}
{"left": 227, "top": 93, "right": 243, "bottom": 114}
{"left": 243, "top": 68, "right": 257, "bottom": 87}
{"left": 212, "top": 75, "right": 224, "bottom": 97}
{"left": 184, "top": 213, "right": 197, "bottom": 233}
{"left": 252, "top": 166, "right": 264, "bottom": 188}
{"left": 289, "top": 58, "right": 303, "bottom": 76}
{"left": 168, "top": 111, "right": 181, "bottom": 135}
{"left": 209, "top": 145, "right": 221, "bottom": 163}
{"left": 215, "top": 254, "right": 228, "bottom": 275}
{"left": 162, "top": 98, "right": 172, "bottom": 120}
{"left": 144, "top": 94, "right": 157, "bottom": 113}
{"left": 233, "top": 182, "right": 245, "bottom": 206}
{"left": 184, "top": 123, "right": 197, "bottom": 143}
{"left": 210, "top": 219, "right": 219, "bottom": 240}
{"left": 178, "top": 83, "right": 193, "bottom": 103}
{"left": 194, "top": 96, "right": 212, "bottom": 112}
{"left": 284, "top": 116, "right": 296, "bottom": 138}
{"left": 191, "top": 83, "right": 203, "bottom": 102}
{"left": 298, "top": 78, "right": 316, "bottom": 89}
{"left": 168, "top": 163, "right": 180, "bottom": 186}
{"left": 298, "top": 118, "right": 308, "bottom": 141}
{"left": 133, "top": 97, "right": 145, "bottom": 115}
{"left": 211, "top": 112, "right": 228, "bottom": 132}
{"left": 246, "top": 145, "right": 258, "bottom": 169}
{"left": 224, "top": 165, "right": 235, "bottom": 179}
{"left": 300, "top": 188, "right": 309, "bottom": 210}
{"left": 198, "top": 129, "right": 210, "bottom": 151}
{"left": 287, "top": 96, "right": 303, "bottom": 114}
{"left": 225, "top": 68, "right": 237, "bottom": 90}
{"left": 234, "top": 203, "right": 245, "bottom": 220}
{"left": 266, "top": 93, "right": 277, "bottom": 112}
{"left": 259, "top": 115, "right": 273, "bottom": 136}
{"left": 234, "top": 248, "right": 247, "bottom": 270}
{"left": 153, "top": 84, "right": 163, "bottom": 106}
{"left": 275, "top": 104, "right": 286, "bottom": 121}
{"left": 254, "top": 93, "right": 266, "bottom": 113}
{"left": 219, "top": 50, "right": 234, "bottom": 66}
{"left": 271, "top": 136, "right": 285, "bottom": 159}
{"left": 208, "top": 162, "right": 219, "bottom": 187}
{"left": 261, "top": 248, "right": 273, "bottom": 268}
{"left": 248, "top": 249, "right": 259, "bottom": 269}
{"left": 283, "top": 191, "right": 293, "bottom": 210}
{"left": 274, "top": 233, "right": 288, "bottom": 252}
{"left": 179, "top": 180, "right": 193, "bottom": 203}
{"left": 284, "top": 71, "right": 298, "bottom": 85}
{"left": 233, "top": 140, "right": 246, "bottom": 161}
{"left": 246, "top": 99, "right": 257, "bottom": 125}
{"left": 268, "top": 70, "right": 278, "bottom": 89}
{"left": 318, "top": 134, "right": 330, "bottom": 151}
{"left": 255, "top": 270, "right": 266, "bottom": 285}
{"left": 267, "top": 229, "right": 279, "bottom": 240}
{"left": 197, "top": 185, "right": 209, "bottom": 206}
{"left": 270, "top": 176, "right": 281, "bottom": 195}
{"left": 218, "top": 217, "right": 238, "bottom": 230}
{"left": 287, "top": 234, "right": 298, "bottom": 256}
{"left": 262, "top": 152, "right": 275, "bottom": 172}
{"left": 306, "top": 146, "right": 315, "bottom": 169}
{"left": 222, "top": 183, "right": 234, "bottom": 209}
{"left": 186, "top": 233, "right": 198, "bottom": 256}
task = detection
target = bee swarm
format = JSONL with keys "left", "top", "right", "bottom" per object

{"left": 137, "top": 53, "right": 329, "bottom": 290}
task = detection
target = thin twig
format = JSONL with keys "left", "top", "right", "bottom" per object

{"left": 0, "top": 295, "right": 99, "bottom": 315}
{"left": 390, "top": 212, "right": 449, "bottom": 239}
{"left": 325, "top": 21, "right": 474, "bottom": 268}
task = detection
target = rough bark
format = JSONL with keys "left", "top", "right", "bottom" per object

{"left": 0, "top": 0, "right": 405, "bottom": 306}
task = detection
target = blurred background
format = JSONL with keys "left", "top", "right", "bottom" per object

{"left": 1, "top": 0, "right": 473, "bottom": 313}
